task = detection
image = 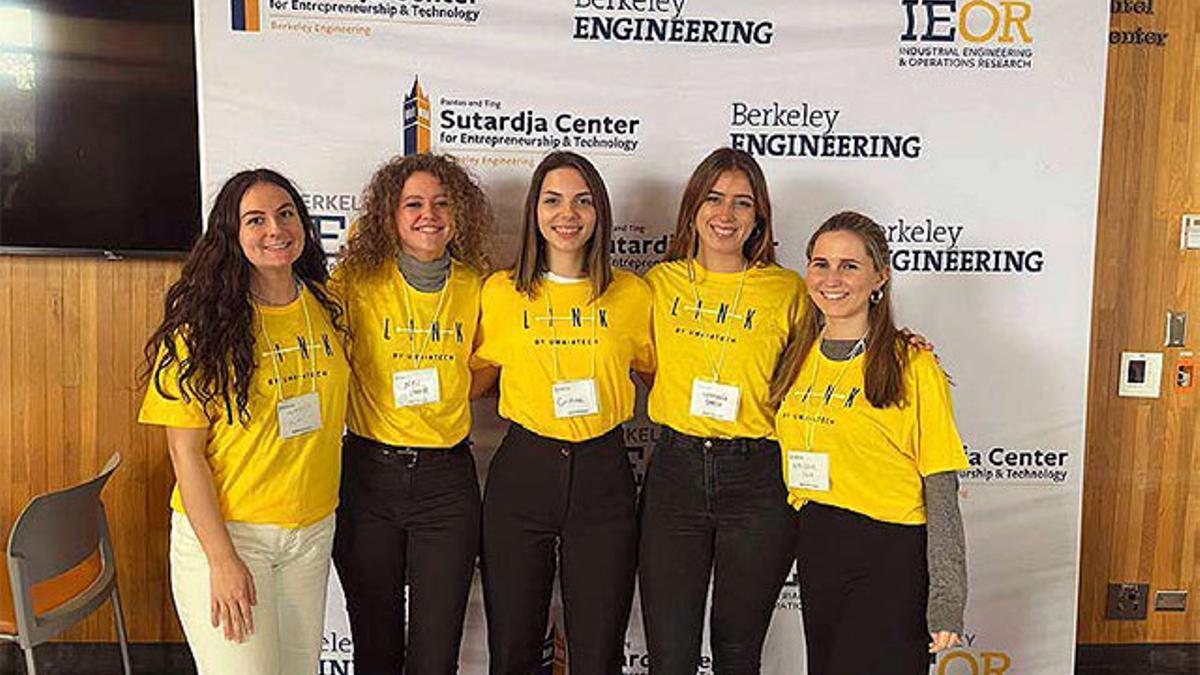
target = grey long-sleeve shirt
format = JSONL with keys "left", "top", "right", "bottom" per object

{"left": 820, "top": 339, "right": 967, "bottom": 634}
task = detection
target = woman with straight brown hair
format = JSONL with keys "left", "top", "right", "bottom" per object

{"left": 474, "top": 151, "right": 654, "bottom": 675}
{"left": 769, "top": 211, "right": 967, "bottom": 675}
{"left": 637, "top": 147, "right": 803, "bottom": 674}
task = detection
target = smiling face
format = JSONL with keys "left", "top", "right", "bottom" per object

{"left": 536, "top": 167, "right": 597, "bottom": 260}
{"left": 238, "top": 181, "right": 305, "bottom": 274}
{"left": 692, "top": 169, "right": 757, "bottom": 266}
{"left": 806, "top": 229, "right": 889, "bottom": 331}
{"left": 395, "top": 171, "right": 453, "bottom": 262}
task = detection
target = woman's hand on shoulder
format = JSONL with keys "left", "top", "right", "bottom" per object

{"left": 900, "top": 327, "right": 935, "bottom": 353}
{"left": 929, "top": 630, "right": 961, "bottom": 653}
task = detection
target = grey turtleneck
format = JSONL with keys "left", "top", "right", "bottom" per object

{"left": 820, "top": 338, "right": 968, "bottom": 635}
{"left": 398, "top": 251, "right": 451, "bottom": 292}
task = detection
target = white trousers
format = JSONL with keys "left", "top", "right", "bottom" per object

{"left": 170, "top": 511, "right": 335, "bottom": 675}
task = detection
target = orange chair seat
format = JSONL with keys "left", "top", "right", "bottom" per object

{"left": 0, "top": 551, "right": 103, "bottom": 635}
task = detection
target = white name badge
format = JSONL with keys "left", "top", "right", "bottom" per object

{"left": 552, "top": 379, "right": 600, "bottom": 418}
{"left": 787, "top": 451, "right": 831, "bottom": 492}
{"left": 393, "top": 368, "right": 441, "bottom": 407}
{"left": 277, "top": 392, "right": 322, "bottom": 439}
{"left": 690, "top": 378, "right": 740, "bottom": 422}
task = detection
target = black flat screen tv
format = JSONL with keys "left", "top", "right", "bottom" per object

{"left": 0, "top": 0, "right": 201, "bottom": 257}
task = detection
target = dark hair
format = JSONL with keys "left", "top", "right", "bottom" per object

{"left": 511, "top": 151, "right": 613, "bottom": 300}
{"left": 664, "top": 147, "right": 776, "bottom": 266}
{"left": 340, "top": 153, "right": 492, "bottom": 276}
{"left": 140, "top": 168, "right": 346, "bottom": 425}
{"left": 768, "top": 211, "right": 907, "bottom": 408}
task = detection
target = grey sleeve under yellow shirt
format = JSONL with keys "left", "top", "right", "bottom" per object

{"left": 820, "top": 338, "right": 967, "bottom": 635}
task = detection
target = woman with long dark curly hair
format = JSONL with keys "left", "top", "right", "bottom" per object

{"left": 330, "top": 153, "right": 493, "bottom": 674}
{"left": 139, "top": 168, "right": 350, "bottom": 675}
{"left": 473, "top": 151, "right": 653, "bottom": 675}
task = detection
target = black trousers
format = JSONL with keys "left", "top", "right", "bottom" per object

{"left": 332, "top": 432, "right": 481, "bottom": 675}
{"left": 638, "top": 429, "right": 797, "bottom": 675}
{"left": 795, "top": 502, "right": 930, "bottom": 675}
{"left": 481, "top": 423, "right": 637, "bottom": 675}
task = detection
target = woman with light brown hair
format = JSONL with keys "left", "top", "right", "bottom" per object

{"left": 473, "top": 151, "right": 654, "bottom": 675}
{"left": 638, "top": 147, "right": 803, "bottom": 674}
{"left": 770, "top": 211, "right": 967, "bottom": 675}
{"left": 331, "top": 152, "right": 493, "bottom": 674}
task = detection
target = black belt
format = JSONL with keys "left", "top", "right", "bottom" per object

{"left": 658, "top": 427, "right": 777, "bottom": 454}
{"left": 344, "top": 431, "right": 470, "bottom": 463}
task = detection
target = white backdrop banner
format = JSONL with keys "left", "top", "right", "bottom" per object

{"left": 196, "top": 1, "right": 1109, "bottom": 673}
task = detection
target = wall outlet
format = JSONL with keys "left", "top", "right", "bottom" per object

{"left": 1106, "top": 582, "right": 1149, "bottom": 620}
{"left": 1154, "top": 590, "right": 1188, "bottom": 612}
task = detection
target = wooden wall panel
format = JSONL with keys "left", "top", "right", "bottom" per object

{"left": 1077, "top": 0, "right": 1200, "bottom": 644}
{"left": 0, "top": 257, "right": 184, "bottom": 642}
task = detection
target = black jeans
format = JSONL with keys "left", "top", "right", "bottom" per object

{"left": 332, "top": 432, "right": 481, "bottom": 675}
{"left": 481, "top": 423, "right": 637, "bottom": 675}
{"left": 796, "top": 502, "right": 930, "bottom": 675}
{"left": 638, "top": 428, "right": 796, "bottom": 675}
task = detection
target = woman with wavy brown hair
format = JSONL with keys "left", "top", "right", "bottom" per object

{"left": 139, "top": 168, "right": 350, "bottom": 675}
{"left": 331, "top": 152, "right": 493, "bottom": 674}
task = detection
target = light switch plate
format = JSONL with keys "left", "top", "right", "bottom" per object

{"left": 1166, "top": 312, "right": 1187, "bottom": 347}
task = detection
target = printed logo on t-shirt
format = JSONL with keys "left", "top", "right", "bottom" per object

{"left": 668, "top": 293, "right": 760, "bottom": 344}
{"left": 381, "top": 316, "right": 465, "bottom": 363}
{"left": 261, "top": 331, "right": 336, "bottom": 387}
{"left": 523, "top": 305, "right": 609, "bottom": 347}
{"left": 779, "top": 383, "right": 863, "bottom": 427}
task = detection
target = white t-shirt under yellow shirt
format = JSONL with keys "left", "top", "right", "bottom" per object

{"left": 475, "top": 269, "right": 654, "bottom": 442}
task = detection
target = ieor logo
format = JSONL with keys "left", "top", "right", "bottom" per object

{"left": 900, "top": 0, "right": 1032, "bottom": 44}
{"left": 936, "top": 649, "right": 1013, "bottom": 674}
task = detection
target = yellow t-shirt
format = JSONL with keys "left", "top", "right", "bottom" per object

{"left": 333, "top": 260, "right": 481, "bottom": 448}
{"left": 475, "top": 269, "right": 654, "bottom": 442}
{"left": 646, "top": 259, "right": 803, "bottom": 439}
{"left": 138, "top": 287, "right": 350, "bottom": 528}
{"left": 775, "top": 346, "right": 969, "bottom": 525}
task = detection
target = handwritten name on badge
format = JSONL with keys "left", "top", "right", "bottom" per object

{"left": 553, "top": 379, "right": 600, "bottom": 418}
{"left": 277, "top": 392, "right": 322, "bottom": 439}
{"left": 690, "top": 379, "right": 740, "bottom": 422}
{"left": 393, "top": 368, "right": 441, "bottom": 407}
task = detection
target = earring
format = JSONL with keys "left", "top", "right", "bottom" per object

{"left": 869, "top": 289, "right": 883, "bottom": 305}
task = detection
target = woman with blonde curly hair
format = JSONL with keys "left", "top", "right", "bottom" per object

{"left": 331, "top": 152, "right": 494, "bottom": 674}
